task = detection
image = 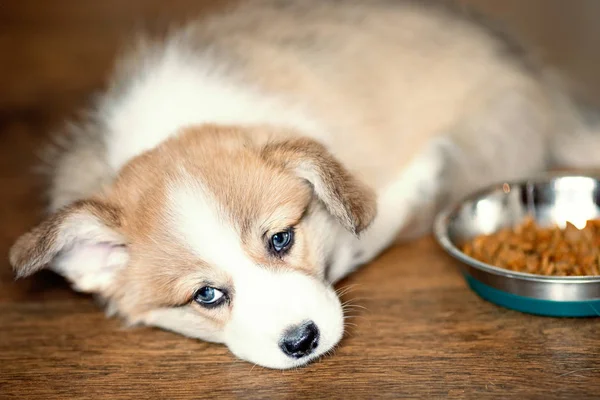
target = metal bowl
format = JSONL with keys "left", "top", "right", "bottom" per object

{"left": 434, "top": 173, "right": 600, "bottom": 317}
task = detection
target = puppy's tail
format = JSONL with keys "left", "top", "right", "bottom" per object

{"left": 545, "top": 70, "right": 600, "bottom": 170}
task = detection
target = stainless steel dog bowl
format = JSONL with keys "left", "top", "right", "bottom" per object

{"left": 434, "top": 173, "right": 600, "bottom": 317}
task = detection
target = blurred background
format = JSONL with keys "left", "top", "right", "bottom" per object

{"left": 2, "top": 0, "right": 600, "bottom": 122}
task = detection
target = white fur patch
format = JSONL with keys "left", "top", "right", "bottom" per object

{"left": 164, "top": 177, "right": 343, "bottom": 369}
{"left": 166, "top": 174, "right": 247, "bottom": 270}
{"left": 102, "top": 44, "right": 326, "bottom": 172}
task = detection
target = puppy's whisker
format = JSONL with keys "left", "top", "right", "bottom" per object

{"left": 340, "top": 298, "right": 364, "bottom": 307}
{"left": 341, "top": 303, "right": 368, "bottom": 310}
{"left": 342, "top": 306, "right": 369, "bottom": 315}
{"left": 342, "top": 310, "right": 366, "bottom": 316}
{"left": 343, "top": 315, "right": 369, "bottom": 323}
{"left": 335, "top": 284, "right": 361, "bottom": 297}
{"left": 342, "top": 311, "right": 365, "bottom": 318}
{"left": 342, "top": 296, "right": 373, "bottom": 302}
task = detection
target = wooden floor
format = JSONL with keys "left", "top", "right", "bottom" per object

{"left": 1, "top": 1, "right": 600, "bottom": 399}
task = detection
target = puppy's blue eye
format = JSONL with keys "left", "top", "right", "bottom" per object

{"left": 271, "top": 229, "right": 294, "bottom": 253}
{"left": 193, "top": 286, "right": 225, "bottom": 307}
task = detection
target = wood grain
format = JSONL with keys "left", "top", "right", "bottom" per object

{"left": 1, "top": 1, "right": 600, "bottom": 399}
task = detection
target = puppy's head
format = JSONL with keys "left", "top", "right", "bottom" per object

{"left": 9, "top": 125, "right": 376, "bottom": 369}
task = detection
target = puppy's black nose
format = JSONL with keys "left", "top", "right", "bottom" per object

{"left": 280, "top": 321, "right": 320, "bottom": 359}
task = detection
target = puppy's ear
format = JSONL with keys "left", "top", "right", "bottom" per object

{"left": 262, "top": 138, "right": 377, "bottom": 235}
{"left": 9, "top": 199, "right": 128, "bottom": 293}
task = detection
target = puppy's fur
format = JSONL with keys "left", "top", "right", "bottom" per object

{"left": 9, "top": 0, "right": 600, "bottom": 369}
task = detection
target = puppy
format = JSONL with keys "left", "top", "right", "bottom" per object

{"left": 9, "top": 0, "right": 600, "bottom": 369}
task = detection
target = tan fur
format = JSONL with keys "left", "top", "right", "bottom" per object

{"left": 261, "top": 137, "right": 377, "bottom": 234}
{"left": 173, "top": 0, "right": 542, "bottom": 190}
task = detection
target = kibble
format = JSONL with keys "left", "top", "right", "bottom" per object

{"left": 461, "top": 216, "right": 600, "bottom": 276}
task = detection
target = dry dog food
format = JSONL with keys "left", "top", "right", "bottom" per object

{"left": 461, "top": 216, "right": 600, "bottom": 276}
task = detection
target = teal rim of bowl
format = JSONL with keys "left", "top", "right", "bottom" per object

{"left": 464, "top": 274, "right": 600, "bottom": 318}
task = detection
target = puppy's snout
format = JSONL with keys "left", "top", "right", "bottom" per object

{"left": 279, "top": 321, "right": 320, "bottom": 359}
